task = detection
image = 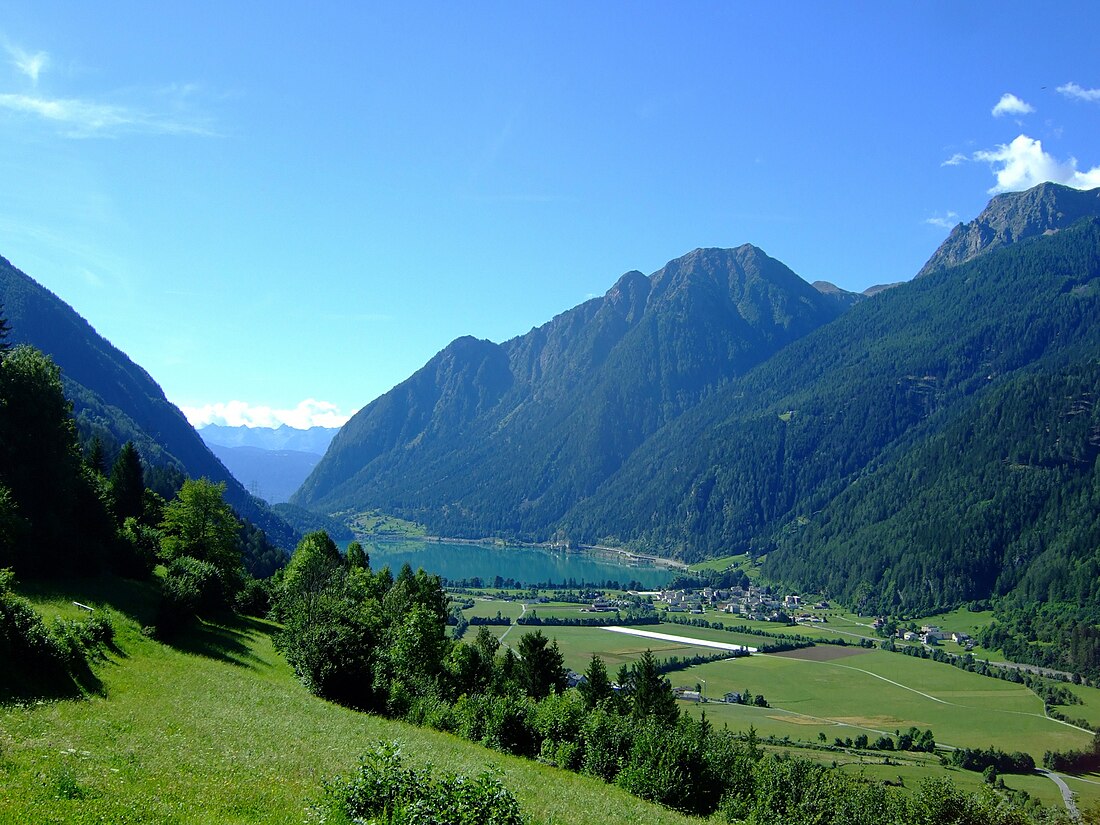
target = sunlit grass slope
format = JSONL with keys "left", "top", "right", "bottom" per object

{"left": 0, "top": 578, "right": 695, "bottom": 825}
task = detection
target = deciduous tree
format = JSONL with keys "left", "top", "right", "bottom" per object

{"left": 159, "top": 478, "right": 241, "bottom": 582}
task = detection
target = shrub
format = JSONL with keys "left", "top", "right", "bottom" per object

{"left": 155, "top": 555, "right": 230, "bottom": 637}
{"left": 322, "top": 742, "right": 526, "bottom": 825}
{"left": 234, "top": 575, "right": 272, "bottom": 616}
{"left": 0, "top": 576, "right": 63, "bottom": 669}
{"left": 0, "top": 570, "right": 113, "bottom": 691}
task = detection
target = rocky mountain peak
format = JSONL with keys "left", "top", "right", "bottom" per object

{"left": 917, "top": 182, "right": 1100, "bottom": 277}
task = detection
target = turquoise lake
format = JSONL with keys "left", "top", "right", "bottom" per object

{"left": 355, "top": 539, "right": 678, "bottom": 589}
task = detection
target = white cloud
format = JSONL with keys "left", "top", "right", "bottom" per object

{"left": 180, "top": 399, "right": 353, "bottom": 429}
{"left": 1057, "top": 82, "right": 1100, "bottom": 103}
{"left": 991, "top": 93, "right": 1034, "bottom": 117}
{"left": 973, "top": 134, "right": 1100, "bottom": 193}
{"left": 6, "top": 45, "right": 48, "bottom": 84}
{"left": 941, "top": 153, "right": 967, "bottom": 167}
{"left": 924, "top": 211, "right": 959, "bottom": 229}
{"left": 78, "top": 267, "right": 104, "bottom": 287}
{"left": 0, "top": 92, "right": 216, "bottom": 138}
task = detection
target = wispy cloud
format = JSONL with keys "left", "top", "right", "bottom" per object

{"left": 924, "top": 211, "right": 959, "bottom": 229}
{"left": 972, "top": 134, "right": 1100, "bottom": 193}
{"left": 0, "top": 92, "right": 217, "bottom": 138}
{"left": 6, "top": 45, "right": 48, "bottom": 84}
{"left": 1057, "top": 82, "right": 1100, "bottom": 103}
{"left": 1, "top": 42, "right": 217, "bottom": 138}
{"left": 78, "top": 267, "right": 104, "bottom": 288}
{"left": 991, "top": 93, "right": 1034, "bottom": 118}
{"left": 941, "top": 153, "right": 967, "bottom": 167}
{"left": 180, "top": 399, "right": 353, "bottom": 429}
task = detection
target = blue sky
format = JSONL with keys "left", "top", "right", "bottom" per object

{"left": 2, "top": 2, "right": 1099, "bottom": 428}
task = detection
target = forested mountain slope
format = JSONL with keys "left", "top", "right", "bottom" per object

{"left": 565, "top": 219, "right": 1100, "bottom": 613}
{"left": 0, "top": 255, "right": 298, "bottom": 550}
{"left": 295, "top": 245, "right": 846, "bottom": 533}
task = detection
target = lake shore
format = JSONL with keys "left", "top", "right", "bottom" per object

{"left": 359, "top": 532, "right": 689, "bottom": 572}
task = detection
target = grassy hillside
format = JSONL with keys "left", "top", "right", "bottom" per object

{"left": 0, "top": 577, "right": 695, "bottom": 825}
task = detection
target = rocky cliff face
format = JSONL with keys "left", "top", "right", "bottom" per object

{"left": 917, "top": 182, "right": 1100, "bottom": 277}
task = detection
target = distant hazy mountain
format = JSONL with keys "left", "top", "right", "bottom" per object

{"left": 0, "top": 254, "right": 298, "bottom": 553}
{"left": 205, "top": 443, "right": 323, "bottom": 504}
{"left": 917, "top": 182, "right": 1100, "bottom": 277}
{"left": 294, "top": 244, "right": 848, "bottom": 532}
{"left": 199, "top": 424, "right": 338, "bottom": 455}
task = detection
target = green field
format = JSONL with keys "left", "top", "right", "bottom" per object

{"left": 0, "top": 579, "right": 697, "bottom": 825}
{"left": 648, "top": 620, "right": 775, "bottom": 650}
{"left": 835, "top": 762, "right": 1074, "bottom": 810}
{"left": 1061, "top": 682, "right": 1100, "bottom": 728}
{"left": 7, "top": 577, "right": 1095, "bottom": 822}
{"left": 688, "top": 552, "right": 762, "bottom": 578}
{"left": 461, "top": 597, "right": 528, "bottom": 621}
{"left": 672, "top": 646, "right": 1091, "bottom": 759}
{"left": 1063, "top": 773, "right": 1100, "bottom": 813}
{"left": 687, "top": 608, "right": 879, "bottom": 643}
{"left": 519, "top": 625, "right": 729, "bottom": 672}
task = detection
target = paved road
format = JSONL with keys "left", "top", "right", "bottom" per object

{"left": 1038, "top": 769, "right": 1079, "bottom": 820}
{"left": 601, "top": 625, "right": 758, "bottom": 652}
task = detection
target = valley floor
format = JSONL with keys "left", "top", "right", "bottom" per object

{"left": 469, "top": 592, "right": 1100, "bottom": 815}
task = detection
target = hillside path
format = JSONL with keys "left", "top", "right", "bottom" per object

{"left": 1039, "top": 769, "right": 1079, "bottom": 819}
{"left": 497, "top": 603, "right": 526, "bottom": 653}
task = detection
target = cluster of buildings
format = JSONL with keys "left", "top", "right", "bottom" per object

{"left": 871, "top": 620, "right": 975, "bottom": 650}
{"left": 581, "top": 597, "right": 633, "bottom": 613}
{"left": 651, "top": 585, "right": 829, "bottom": 623}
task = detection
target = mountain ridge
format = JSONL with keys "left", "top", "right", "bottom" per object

{"left": 917, "top": 182, "right": 1100, "bottom": 277}
{"left": 199, "top": 424, "right": 338, "bottom": 455}
{"left": 294, "top": 244, "right": 846, "bottom": 528}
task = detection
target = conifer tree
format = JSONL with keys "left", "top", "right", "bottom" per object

{"left": 629, "top": 649, "right": 679, "bottom": 724}
{"left": 87, "top": 436, "right": 106, "bottom": 476}
{"left": 109, "top": 441, "right": 145, "bottom": 524}
{"left": 0, "top": 302, "right": 11, "bottom": 355}
{"left": 578, "top": 653, "right": 613, "bottom": 709}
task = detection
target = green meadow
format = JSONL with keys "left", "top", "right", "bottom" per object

{"left": 687, "top": 552, "right": 762, "bottom": 579}
{"left": 0, "top": 579, "right": 696, "bottom": 825}
{"left": 461, "top": 597, "right": 528, "bottom": 621}
{"left": 517, "top": 626, "right": 725, "bottom": 672}
{"left": 6, "top": 579, "right": 1096, "bottom": 823}
{"left": 672, "top": 647, "right": 1091, "bottom": 758}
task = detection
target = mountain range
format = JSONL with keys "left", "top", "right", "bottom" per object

{"left": 294, "top": 182, "right": 1100, "bottom": 632}
{"left": 198, "top": 425, "right": 338, "bottom": 504}
{"left": 199, "top": 424, "right": 338, "bottom": 454}
{"left": 3, "top": 180, "right": 1098, "bottom": 672}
